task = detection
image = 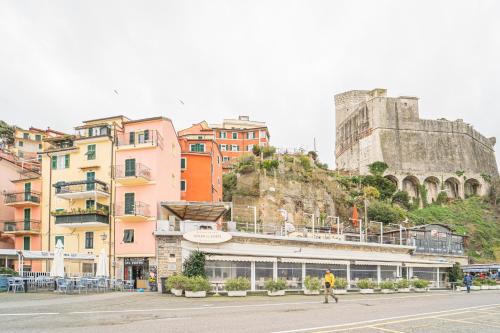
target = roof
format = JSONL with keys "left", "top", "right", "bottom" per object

{"left": 161, "top": 201, "right": 230, "bottom": 221}
{"left": 82, "top": 115, "right": 129, "bottom": 124}
{"left": 123, "top": 116, "right": 172, "bottom": 125}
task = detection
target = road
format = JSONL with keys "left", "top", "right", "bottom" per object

{"left": 1, "top": 290, "right": 500, "bottom": 332}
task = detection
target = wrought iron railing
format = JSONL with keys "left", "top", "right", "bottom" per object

{"left": 115, "top": 201, "right": 150, "bottom": 217}
{"left": 1, "top": 220, "right": 41, "bottom": 233}
{"left": 4, "top": 191, "right": 41, "bottom": 204}
{"left": 115, "top": 163, "right": 152, "bottom": 180}
{"left": 54, "top": 180, "right": 109, "bottom": 194}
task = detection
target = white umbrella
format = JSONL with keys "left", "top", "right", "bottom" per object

{"left": 50, "top": 239, "right": 65, "bottom": 278}
{"left": 95, "top": 248, "right": 108, "bottom": 277}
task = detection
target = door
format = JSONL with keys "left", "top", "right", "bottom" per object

{"left": 124, "top": 193, "right": 135, "bottom": 215}
{"left": 24, "top": 208, "right": 31, "bottom": 231}
{"left": 86, "top": 172, "right": 95, "bottom": 191}
{"left": 125, "top": 159, "right": 136, "bottom": 177}
{"left": 24, "top": 182, "right": 31, "bottom": 201}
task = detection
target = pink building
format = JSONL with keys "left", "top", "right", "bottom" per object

{"left": 114, "top": 117, "right": 180, "bottom": 288}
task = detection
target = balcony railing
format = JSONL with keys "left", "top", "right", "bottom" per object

{"left": 53, "top": 208, "right": 109, "bottom": 225}
{"left": 1, "top": 220, "right": 41, "bottom": 233}
{"left": 115, "top": 201, "right": 150, "bottom": 217}
{"left": 117, "top": 129, "right": 164, "bottom": 149}
{"left": 54, "top": 180, "right": 109, "bottom": 195}
{"left": 4, "top": 191, "right": 41, "bottom": 204}
{"left": 115, "top": 163, "right": 152, "bottom": 180}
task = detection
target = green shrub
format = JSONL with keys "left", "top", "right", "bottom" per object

{"left": 435, "top": 191, "right": 448, "bottom": 205}
{"left": 261, "top": 146, "right": 276, "bottom": 158}
{"left": 379, "top": 280, "right": 395, "bottom": 290}
{"left": 224, "top": 277, "right": 250, "bottom": 291}
{"left": 261, "top": 159, "right": 279, "bottom": 172}
{"left": 412, "top": 279, "right": 429, "bottom": 289}
{"left": 448, "top": 262, "right": 463, "bottom": 283}
{"left": 334, "top": 277, "right": 348, "bottom": 290}
{"left": 356, "top": 279, "right": 374, "bottom": 289}
{"left": 304, "top": 276, "right": 321, "bottom": 291}
{"left": 183, "top": 250, "right": 206, "bottom": 278}
{"left": 368, "top": 161, "right": 389, "bottom": 176}
{"left": 222, "top": 173, "right": 237, "bottom": 202}
{"left": 236, "top": 154, "right": 256, "bottom": 174}
{"left": 392, "top": 191, "right": 410, "bottom": 209}
{"left": 472, "top": 279, "right": 482, "bottom": 286}
{"left": 368, "top": 200, "right": 406, "bottom": 224}
{"left": 299, "top": 156, "right": 312, "bottom": 171}
{"left": 166, "top": 274, "right": 188, "bottom": 290}
{"left": 0, "top": 267, "right": 18, "bottom": 276}
{"left": 396, "top": 279, "right": 410, "bottom": 289}
{"left": 264, "top": 278, "right": 287, "bottom": 292}
{"left": 361, "top": 175, "right": 396, "bottom": 200}
{"left": 184, "top": 276, "right": 211, "bottom": 292}
{"left": 485, "top": 279, "right": 497, "bottom": 286}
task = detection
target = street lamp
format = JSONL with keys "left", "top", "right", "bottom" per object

{"left": 247, "top": 206, "right": 257, "bottom": 233}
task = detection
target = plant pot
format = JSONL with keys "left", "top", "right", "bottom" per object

{"left": 334, "top": 289, "right": 348, "bottom": 294}
{"left": 480, "top": 285, "right": 489, "bottom": 290}
{"left": 456, "top": 287, "right": 466, "bottom": 292}
{"left": 359, "top": 289, "right": 374, "bottom": 294}
{"left": 496, "top": 285, "right": 500, "bottom": 290}
{"left": 304, "top": 289, "right": 320, "bottom": 295}
{"left": 381, "top": 289, "right": 395, "bottom": 294}
{"left": 398, "top": 288, "right": 410, "bottom": 293}
{"left": 471, "top": 286, "right": 481, "bottom": 291}
{"left": 488, "top": 286, "right": 497, "bottom": 290}
{"left": 414, "top": 288, "right": 427, "bottom": 293}
{"left": 185, "top": 291, "right": 206, "bottom": 298}
{"left": 171, "top": 288, "right": 183, "bottom": 296}
{"left": 267, "top": 290, "right": 285, "bottom": 296}
{"left": 227, "top": 290, "right": 247, "bottom": 297}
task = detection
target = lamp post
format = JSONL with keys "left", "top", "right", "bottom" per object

{"left": 247, "top": 206, "right": 257, "bottom": 233}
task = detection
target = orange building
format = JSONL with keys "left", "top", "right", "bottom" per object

{"left": 210, "top": 116, "right": 270, "bottom": 173}
{"left": 178, "top": 122, "right": 223, "bottom": 202}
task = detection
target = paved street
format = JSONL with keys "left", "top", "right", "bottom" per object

{"left": 1, "top": 290, "right": 500, "bottom": 333}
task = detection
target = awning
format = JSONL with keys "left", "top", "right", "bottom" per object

{"left": 206, "top": 255, "right": 276, "bottom": 263}
{"left": 281, "top": 258, "right": 349, "bottom": 265}
{"left": 161, "top": 201, "right": 230, "bottom": 221}
{"left": 0, "top": 249, "right": 19, "bottom": 257}
{"left": 21, "top": 251, "right": 95, "bottom": 260}
{"left": 404, "top": 262, "right": 453, "bottom": 268}
{"left": 355, "top": 261, "right": 402, "bottom": 266}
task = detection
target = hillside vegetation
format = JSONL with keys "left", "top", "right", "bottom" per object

{"left": 224, "top": 149, "right": 500, "bottom": 263}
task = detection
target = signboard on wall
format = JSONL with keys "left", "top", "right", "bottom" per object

{"left": 183, "top": 230, "right": 232, "bottom": 244}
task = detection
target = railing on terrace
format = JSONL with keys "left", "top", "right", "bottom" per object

{"left": 117, "top": 129, "right": 164, "bottom": 149}
{"left": 54, "top": 180, "right": 109, "bottom": 194}
{"left": 23, "top": 272, "right": 50, "bottom": 279}
{"left": 115, "top": 201, "right": 151, "bottom": 216}
{"left": 115, "top": 163, "right": 152, "bottom": 180}
{"left": 53, "top": 209, "right": 109, "bottom": 225}
{"left": 1, "top": 220, "right": 41, "bottom": 233}
{"left": 4, "top": 191, "right": 41, "bottom": 204}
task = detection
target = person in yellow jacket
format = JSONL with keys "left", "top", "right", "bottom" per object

{"left": 323, "top": 269, "right": 339, "bottom": 303}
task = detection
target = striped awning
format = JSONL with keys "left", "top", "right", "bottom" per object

{"left": 281, "top": 258, "right": 349, "bottom": 265}
{"left": 355, "top": 261, "right": 402, "bottom": 266}
{"left": 206, "top": 255, "right": 276, "bottom": 263}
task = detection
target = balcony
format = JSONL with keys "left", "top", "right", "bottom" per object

{"left": 4, "top": 191, "right": 41, "bottom": 207}
{"left": 54, "top": 180, "right": 110, "bottom": 200}
{"left": 115, "top": 163, "right": 153, "bottom": 186}
{"left": 115, "top": 201, "right": 151, "bottom": 222}
{"left": 1, "top": 220, "right": 41, "bottom": 235}
{"left": 53, "top": 208, "right": 109, "bottom": 228}
{"left": 116, "top": 130, "right": 164, "bottom": 150}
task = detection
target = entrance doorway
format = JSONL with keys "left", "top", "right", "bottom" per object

{"left": 124, "top": 257, "right": 149, "bottom": 289}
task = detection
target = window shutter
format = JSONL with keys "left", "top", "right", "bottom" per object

{"left": 125, "top": 159, "right": 136, "bottom": 176}
{"left": 88, "top": 128, "right": 93, "bottom": 137}
{"left": 64, "top": 155, "right": 70, "bottom": 168}
{"left": 51, "top": 156, "right": 57, "bottom": 169}
{"left": 129, "top": 132, "right": 135, "bottom": 144}
{"left": 144, "top": 130, "right": 149, "bottom": 141}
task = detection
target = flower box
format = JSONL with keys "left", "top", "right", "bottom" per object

{"left": 185, "top": 291, "right": 206, "bottom": 298}
{"left": 397, "top": 288, "right": 410, "bottom": 293}
{"left": 471, "top": 286, "right": 481, "bottom": 291}
{"left": 171, "top": 288, "right": 183, "bottom": 296}
{"left": 414, "top": 288, "right": 427, "bottom": 293}
{"left": 304, "top": 290, "right": 320, "bottom": 295}
{"left": 359, "top": 289, "right": 374, "bottom": 294}
{"left": 488, "top": 286, "right": 497, "bottom": 290}
{"left": 480, "top": 285, "right": 489, "bottom": 290}
{"left": 227, "top": 290, "right": 247, "bottom": 297}
{"left": 267, "top": 290, "right": 285, "bottom": 296}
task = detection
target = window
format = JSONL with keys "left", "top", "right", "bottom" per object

{"left": 35, "top": 134, "right": 42, "bottom": 141}
{"left": 55, "top": 236, "right": 64, "bottom": 246}
{"left": 129, "top": 131, "right": 135, "bottom": 144}
{"left": 37, "top": 155, "right": 42, "bottom": 162}
{"left": 85, "top": 232, "right": 94, "bottom": 249}
{"left": 87, "top": 144, "right": 96, "bottom": 160}
{"left": 123, "top": 229, "right": 134, "bottom": 243}
{"left": 86, "top": 199, "right": 95, "bottom": 210}
{"left": 19, "top": 152, "right": 24, "bottom": 158}
{"left": 260, "top": 130, "right": 267, "bottom": 139}
{"left": 220, "top": 144, "right": 227, "bottom": 151}
{"left": 138, "top": 132, "right": 145, "bottom": 143}
{"left": 124, "top": 193, "right": 135, "bottom": 214}
{"left": 231, "top": 145, "right": 239, "bottom": 152}
{"left": 51, "top": 155, "right": 70, "bottom": 170}
{"left": 217, "top": 156, "right": 220, "bottom": 164}
{"left": 205, "top": 261, "right": 251, "bottom": 282}
{"left": 232, "top": 132, "right": 238, "bottom": 139}
{"left": 246, "top": 132, "right": 255, "bottom": 139}
{"left": 19, "top": 141, "right": 23, "bottom": 147}
{"left": 125, "top": 159, "right": 136, "bottom": 177}
{"left": 23, "top": 237, "right": 30, "bottom": 250}
{"left": 189, "top": 143, "right": 205, "bottom": 152}
{"left": 23, "top": 133, "right": 29, "bottom": 139}
{"left": 86, "top": 172, "right": 95, "bottom": 191}
{"left": 180, "top": 180, "right": 186, "bottom": 192}
{"left": 220, "top": 131, "right": 226, "bottom": 139}
{"left": 38, "top": 143, "right": 42, "bottom": 149}
{"left": 247, "top": 144, "right": 254, "bottom": 151}
{"left": 181, "top": 158, "right": 186, "bottom": 170}
{"left": 223, "top": 156, "right": 230, "bottom": 162}
{"left": 82, "top": 263, "right": 95, "bottom": 273}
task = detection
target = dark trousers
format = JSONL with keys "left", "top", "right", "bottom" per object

{"left": 466, "top": 285, "right": 471, "bottom": 293}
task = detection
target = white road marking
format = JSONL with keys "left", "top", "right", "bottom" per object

{"left": 0, "top": 312, "right": 60, "bottom": 317}
{"left": 370, "top": 326, "right": 406, "bottom": 333}
{"left": 436, "top": 317, "right": 500, "bottom": 329}
{"left": 270, "top": 303, "right": 500, "bottom": 333}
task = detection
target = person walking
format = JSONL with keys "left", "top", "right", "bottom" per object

{"left": 323, "top": 269, "right": 338, "bottom": 304}
{"left": 463, "top": 273, "right": 473, "bottom": 293}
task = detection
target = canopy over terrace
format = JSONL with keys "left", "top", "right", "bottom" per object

{"left": 161, "top": 201, "right": 231, "bottom": 222}
{"left": 462, "top": 263, "right": 500, "bottom": 273}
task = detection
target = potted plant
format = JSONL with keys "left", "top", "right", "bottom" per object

{"left": 356, "top": 279, "right": 375, "bottom": 294}
{"left": 265, "top": 278, "right": 286, "bottom": 296}
{"left": 471, "top": 279, "right": 481, "bottom": 291}
{"left": 412, "top": 279, "right": 430, "bottom": 292}
{"left": 303, "top": 276, "right": 321, "bottom": 295}
{"left": 379, "top": 280, "right": 396, "bottom": 294}
{"left": 486, "top": 279, "right": 498, "bottom": 290}
{"left": 166, "top": 274, "right": 188, "bottom": 296}
{"left": 396, "top": 279, "right": 411, "bottom": 293}
{"left": 225, "top": 277, "right": 250, "bottom": 297}
{"left": 184, "top": 276, "right": 211, "bottom": 298}
{"left": 334, "top": 277, "right": 348, "bottom": 294}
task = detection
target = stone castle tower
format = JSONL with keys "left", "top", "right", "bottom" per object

{"left": 334, "top": 88, "right": 498, "bottom": 201}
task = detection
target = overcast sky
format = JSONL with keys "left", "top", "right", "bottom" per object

{"left": 1, "top": 0, "right": 499, "bottom": 168}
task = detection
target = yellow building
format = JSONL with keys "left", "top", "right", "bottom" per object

{"left": 41, "top": 116, "right": 128, "bottom": 276}
{"left": 11, "top": 126, "right": 64, "bottom": 162}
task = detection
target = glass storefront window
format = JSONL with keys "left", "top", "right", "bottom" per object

{"left": 412, "top": 267, "right": 437, "bottom": 284}
{"left": 305, "top": 264, "right": 347, "bottom": 280}
{"left": 255, "top": 262, "right": 273, "bottom": 290}
{"left": 350, "top": 265, "right": 377, "bottom": 284}
{"left": 277, "top": 263, "right": 302, "bottom": 289}
{"left": 205, "top": 261, "right": 251, "bottom": 282}
{"left": 380, "top": 266, "right": 398, "bottom": 280}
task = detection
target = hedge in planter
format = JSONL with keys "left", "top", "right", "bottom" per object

{"left": 185, "top": 276, "right": 211, "bottom": 298}
{"left": 304, "top": 276, "right": 321, "bottom": 295}
{"left": 166, "top": 274, "right": 188, "bottom": 296}
{"left": 379, "top": 280, "right": 396, "bottom": 293}
{"left": 412, "top": 279, "right": 429, "bottom": 291}
{"left": 356, "top": 279, "right": 375, "bottom": 293}
{"left": 225, "top": 277, "right": 250, "bottom": 296}
{"left": 265, "top": 278, "right": 286, "bottom": 296}
{"left": 396, "top": 279, "right": 411, "bottom": 292}
{"left": 334, "top": 277, "right": 348, "bottom": 294}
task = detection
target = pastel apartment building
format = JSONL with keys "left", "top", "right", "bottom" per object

{"left": 11, "top": 126, "right": 64, "bottom": 162}
{"left": 178, "top": 121, "right": 223, "bottom": 202}
{"left": 210, "top": 116, "right": 270, "bottom": 173}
